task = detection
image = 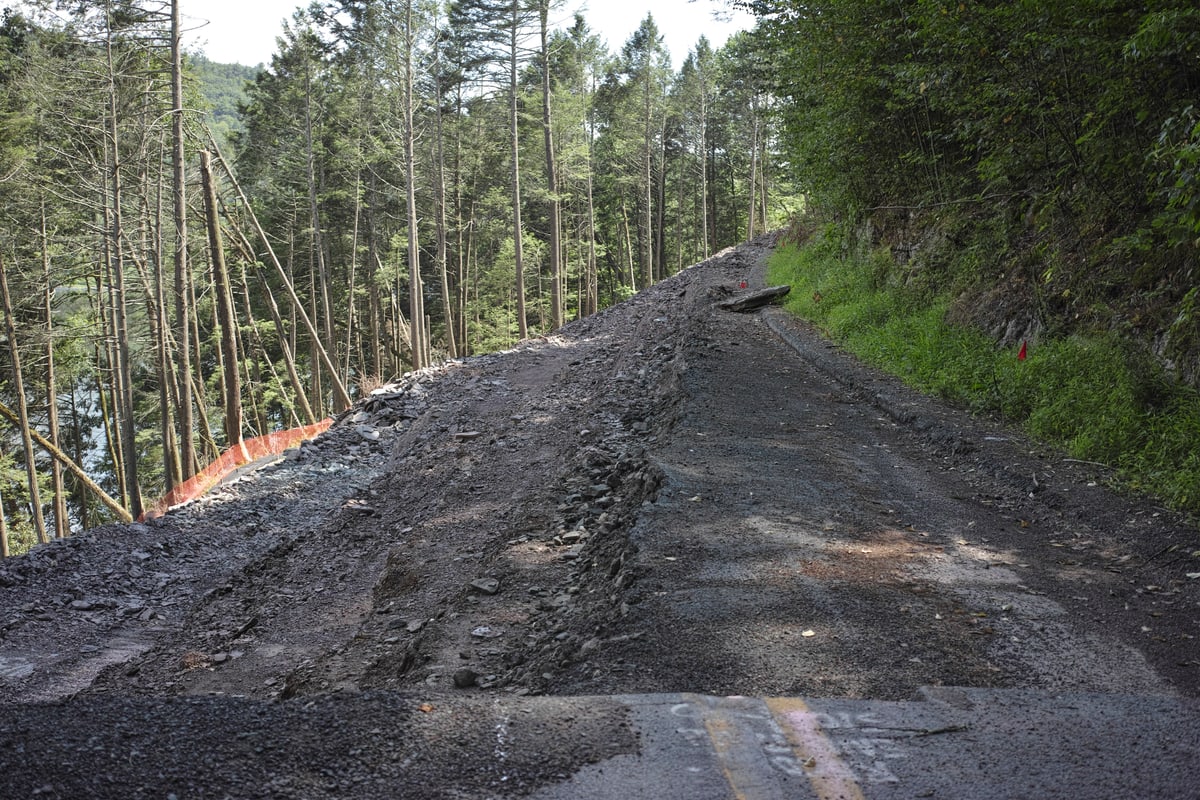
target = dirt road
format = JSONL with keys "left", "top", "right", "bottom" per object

{"left": 1, "top": 236, "right": 1197, "bottom": 798}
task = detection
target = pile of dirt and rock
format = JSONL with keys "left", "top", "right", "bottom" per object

{"left": 0, "top": 239, "right": 768, "bottom": 707}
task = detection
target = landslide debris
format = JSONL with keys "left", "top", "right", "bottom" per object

{"left": 0, "top": 239, "right": 768, "bottom": 705}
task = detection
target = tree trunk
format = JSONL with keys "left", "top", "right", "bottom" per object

{"left": 171, "top": 0, "right": 196, "bottom": 482}
{"left": 345, "top": 173, "right": 361, "bottom": 381}
{"left": 700, "top": 64, "right": 709, "bottom": 259}
{"left": 0, "top": 400, "right": 133, "bottom": 524}
{"left": 237, "top": 263, "right": 287, "bottom": 431}
{"left": 0, "top": 486, "right": 8, "bottom": 558}
{"left": 642, "top": 60, "right": 654, "bottom": 291}
{"left": 454, "top": 82, "right": 469, "bottom": 355}
{"left": 0, "top": 255, "right": 48, "bottom": 544}
{"left": 105, "top": 31, "right": 143, "bottom": 519}
{"left": 539, "top": 2, "right": 563, "bottom": 330}
{"left": 747, "top": 97, "right": 759, "bottom": 241}
{"left": 620, "top": 198, "right": 636, "bottom": 293}
{"left": 94, "top": 337, "right": 123, "bottom": 506}
{"left": 147, "top": 137, "right": 182, "bottom": 493}
{"left": 69, "top": 390, "right": 90, "bottom": 530}
{"left": 200, "top": 151, "right": 243, "bottom": 448}
{"left": 365, "top": 174, "right": 384, "bottom": 378}
{"left": 432, "top": 34, "right": 458, "bottom": 358}
{"left": 308, "top": 263, "right": 323, "bottom": 407}
{"left": 585, "top": 88, "right": 599, "bottom": 317}
{"left": 655, "top": 115, "right": 667, "bottom": 281}
{"left": 509, "top": 0, "right": 528, "bottom": 339}
{"left": 41, "top": 202, "right": 69, "bottom": 538}
{"left": 717, "top": 284, "right": 791, "bottom": 312}
{"left": 302, "top": 59, "right": 342, "bottom": 410}
{"left": 403, "top": 0, "right": 426, "bottom": 370}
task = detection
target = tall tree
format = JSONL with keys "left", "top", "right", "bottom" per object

{"left": 0, "top": 253, "right": 47, "bottom": 543}
{"left": 40, "top": 200, "right": 69, "bottom": 537}
{"left": 401, "top": 0, "right": 427, "bottom": 368}
{"left": 536, "top": 0, "right": 563, "bottom": 329}
{"left": 199, "top": 150, "right": 242, "bottom": 446}
{"left": 170, "top": 0, "right": 195, "bottom": 480}
{"left": 98, "top": 0, "right": 152, "bottom": 518}
{"left": 431, "top": 13, "right": 459, "bottom": 357}
{"left": 450, "top": 0, "right": 538, "bottom": 339}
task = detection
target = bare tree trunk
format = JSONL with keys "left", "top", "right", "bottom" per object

{"left": 747, "top": 96, "right": 759, "bottom": 242}
{"left": 539, "top": 2, "right": 563, "bottom": 330}
{"left": 655, "top": 116, "right": 667, "bottom": 281}
{"left": 104, "top": 31, "right": 143, "bottom": 519}
{"left": 0, "top": 487, "right": 8, "bottom": 558}
{"left": 0, "top": 255, "right": 48, "bottom": 543}
{"left": 148, "top": 135, "right": 182, "bottom": 492}
{"left": 699, "top": 64, "right": 709, "bottom": 259}
{"left": 302, "top": 56, "right": 342, "bottom": 409}
{"left": 708, "top": 139, "right": 718, "bottom": 252}
{"left": 41, "top": 203, "right": 69, "bottom": 538}
{"left": 94, "top": 335, "right": 124, "bottom": 505}
{"left": 308, "top": 263, "right": 323, "bottom": 406}
{"left": 642, "top": 64, "right": 654, "bottom": 290}
{"left": 585, "top": 92, "right": 598, "bottom": 317}
{"left": 454, "top": 82, "right": 471, "bottom": 354}
{"left": 365, "top": 177, "right": 384, "bottom": 378}
{"left": 620, "top": 198, "right": 636, "bottom": 294}
{"left": 200, "top": 151, "right": 243, "bottom": 447}
{"left": 759, "top": 123, "right": 770, "bottom": 234}
{"left": 345, "top": 174, "right": 361, "bottom": 380}
{"left": 235, "top": 265, "right": 271, "bottom": 430}
{"left": 69, "top": 390, "right": 90, "bottom": 530}
{"left": 0, "top": 400, "right": 133, "bottom": 524}
{"left": 404, "top": 0, "right": 426, "bottom": 370}
{"left": 171, "top": 0, "right": 195, "bottom": 482}
{"left": 186, "top": 272, "right": 218, "bottom": 462}
{"left": 509, "top": 0, "right": 528, "bottom": 339}
{"left": 432, "top": 27, "right": 458, "bottom": 359}
{"left": 676, "top": 154, "right": 685, "bottom": 273}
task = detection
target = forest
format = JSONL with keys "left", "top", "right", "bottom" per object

{"left": 0, "top": 0, "right": 789, "bottom": 554}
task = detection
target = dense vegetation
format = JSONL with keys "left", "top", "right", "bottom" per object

{"left": 754, "top": 0, "right": 1200, "bottom": 511}
{"left": 0, "top": 1, "right": 789, "bottom": 553}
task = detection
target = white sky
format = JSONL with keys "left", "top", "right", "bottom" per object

{"left": 182, "top": 0, "right": 755, "bottom": 67}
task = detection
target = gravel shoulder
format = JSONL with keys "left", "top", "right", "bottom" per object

{"left": 1, "top": 235, "right": 1197, "bottom": 797}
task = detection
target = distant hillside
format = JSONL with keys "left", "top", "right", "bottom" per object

{"left": 188, "top": 54, "right": 260, "bottom": 153}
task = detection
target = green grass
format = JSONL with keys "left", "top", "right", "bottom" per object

{"left": 768, "top": 225, "right": 1200, "bottom": 513}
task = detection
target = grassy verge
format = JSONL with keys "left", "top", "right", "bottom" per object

{"left": 768, "top": 225, "right": 1200, "bottom": 513}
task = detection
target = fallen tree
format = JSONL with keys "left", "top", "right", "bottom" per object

{"left": 717, "top": 284, "right": 791, "bottom": 313}
{"left": 0, "top": 400, "right": 132, "bottom": 525}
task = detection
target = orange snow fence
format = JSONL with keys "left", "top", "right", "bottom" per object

{"left": 140, "top": 418, "right": 333, "bottom": 521}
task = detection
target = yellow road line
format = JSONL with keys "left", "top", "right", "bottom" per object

{"left": 766, "top": 697, "right": 866, "bottom": 800}
{"left": 703, "top": 714, "right": 755, "bottom": 800}
{"left": 683, "top": 693, "right": 781, "bottom": 800}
